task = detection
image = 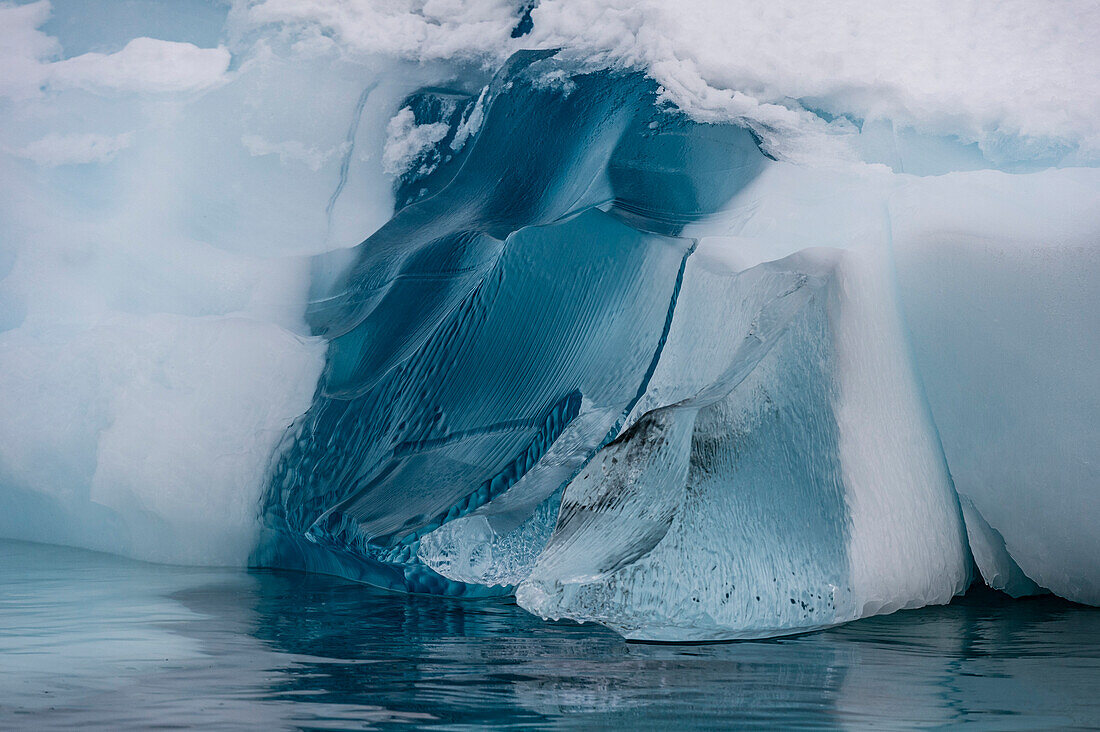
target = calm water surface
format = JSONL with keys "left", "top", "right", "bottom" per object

{"left": 2, "top": 539, "right": 1098, "bottom": 730}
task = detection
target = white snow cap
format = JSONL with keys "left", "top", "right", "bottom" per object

{"left": 246, "top": 0, "right": 1100, "bottom": 161}
{"left": 382, "top": 107, "right": 450, "bottom": 176}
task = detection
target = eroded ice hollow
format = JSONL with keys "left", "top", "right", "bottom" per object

{"left": 259, "top": 51, "right": 1099, "bottom": 639}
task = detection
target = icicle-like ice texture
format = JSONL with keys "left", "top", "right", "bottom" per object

{"left": 1, "top": 0, "right": 1097, "bottom": 639}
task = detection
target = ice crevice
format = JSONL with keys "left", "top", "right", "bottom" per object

{"left": 325, "top": 83, "right": 379, "bottom": 229}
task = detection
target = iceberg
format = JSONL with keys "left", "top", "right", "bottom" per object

{"left": 0, "top": 0, "right": 1097, "bottom": 640}
{"left": 259, "top": 51, "right": 1096, "bottom": 635}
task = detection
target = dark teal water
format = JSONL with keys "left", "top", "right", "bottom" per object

{"left": 2, "top": 539, "right": 1098, "bottom": 730}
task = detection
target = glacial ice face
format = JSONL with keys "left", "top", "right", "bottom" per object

{"left": 262, "top": 206, "right": 693, "bottom": 594}
{"left": 258, "top": 53, "right": 770, "bottom": 594}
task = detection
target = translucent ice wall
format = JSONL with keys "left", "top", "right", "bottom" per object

{"left": 1, "top": 0, "right": 1097, "bottom": 638}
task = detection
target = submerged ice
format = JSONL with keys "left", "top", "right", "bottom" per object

{"left": 1, "top": 0, "right": 1098, "bottom": 641}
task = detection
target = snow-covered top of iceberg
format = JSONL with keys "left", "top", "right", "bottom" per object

{"left": 246, "top": 0, "right": 1100, "bottom": 164}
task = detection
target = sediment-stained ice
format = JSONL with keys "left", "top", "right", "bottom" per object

{"left": 515, "top": 248, "right": 972, "bottom": 640}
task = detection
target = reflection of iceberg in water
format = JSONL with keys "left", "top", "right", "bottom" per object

{"left": 6, "top": 540, "right": 1099, "bottom": 729}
